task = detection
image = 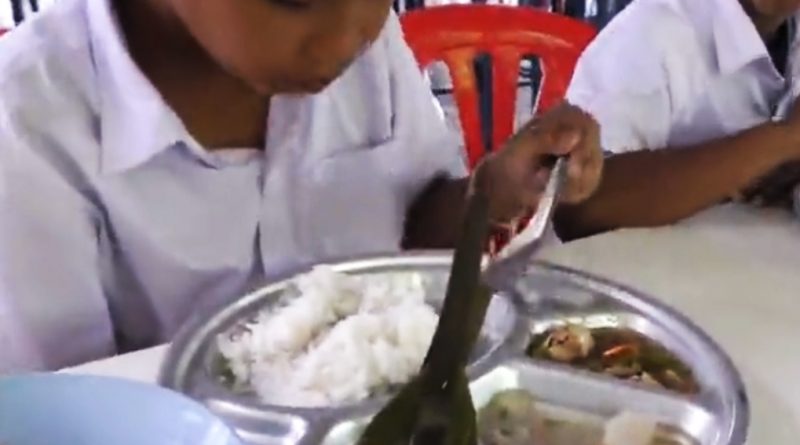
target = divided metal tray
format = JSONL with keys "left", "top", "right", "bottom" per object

{"left": 159, "top": 253, "right": 748, "bottom": 445}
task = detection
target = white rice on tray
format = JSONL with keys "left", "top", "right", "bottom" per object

{"left": 217, "top": 266, "right": 438, "bottom": 407}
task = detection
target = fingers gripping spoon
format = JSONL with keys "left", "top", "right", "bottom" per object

{"left": 357, "top": 158, "right": 568, "bottom": 445}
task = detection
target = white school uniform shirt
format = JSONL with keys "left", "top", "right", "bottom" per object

{"left": 566, "top": 0, "right": 800, "bottom": 154}
{"left": 0, "top": 0, "right": 466, "bottom": 371}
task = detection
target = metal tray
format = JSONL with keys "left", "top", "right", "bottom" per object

{"left": 160, "top": 253, "right": 748, "bottom": 445}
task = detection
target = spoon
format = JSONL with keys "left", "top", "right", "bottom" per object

{"left": 484, "top": 157, "right": 568, "bottom": 292}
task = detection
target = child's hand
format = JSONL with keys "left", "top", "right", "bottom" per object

{"left": 730, "top": 97, "right": 800, "bottom": 208}
{"left": 735, "top": 160, "right": 800, "bottom": 209}
{"left": 472, "top": 103, "right": 603, "bottom": 224}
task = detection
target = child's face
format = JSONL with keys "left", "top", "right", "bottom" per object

{"left": 167, "top": 0, "right": 394, "bottom": 95}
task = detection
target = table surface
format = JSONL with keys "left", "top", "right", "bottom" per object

{"left": 63, "top": 203, "right": 800, "bottom": 445}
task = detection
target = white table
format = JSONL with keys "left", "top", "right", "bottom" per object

{"left": 64, "top": 204, "right": 800, "bottom": 445}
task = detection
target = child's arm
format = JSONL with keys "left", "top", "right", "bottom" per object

{"left": 403, "top": 176, "right": 469, "bottom": 249}
{"left": 0, "top": 133, "right": 115, "bottom": 371}
{"left": 556, "top": 121, "right": 800, "bottom": 239}
{"left": 553, "top": 2, "right": 800, "bottom": 239}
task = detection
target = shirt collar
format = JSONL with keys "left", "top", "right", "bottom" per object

{"left": 712, "top": 0, "right": 800, "bottom": 75}
{"left": 86, "top": 0, "right": 189, "bottom": 174}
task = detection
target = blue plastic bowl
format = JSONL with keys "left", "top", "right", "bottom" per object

{"left": 0, "top": 374, "right": 242, "bottom": 445}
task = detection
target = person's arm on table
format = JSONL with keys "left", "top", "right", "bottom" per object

{"left": 556, "top": 117, "right": 800, "bottom": 240}
{"left": 552, "top": 1, "right": 800, "bottom": 240}
{"left": 0, "top": 129, "right": 115, "bottom": 373}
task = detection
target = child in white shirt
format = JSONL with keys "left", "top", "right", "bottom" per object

{"left": 0, "top": 0, "right": 602, "bottom": 371}
{"left": 558, "top": 0, "right": 800, "bottom": 239}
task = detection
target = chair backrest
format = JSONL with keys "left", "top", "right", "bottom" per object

{"left": 401, "top": 5, "right": 596, "bottom": 168}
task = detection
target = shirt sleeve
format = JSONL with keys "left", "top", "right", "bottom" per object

{"left": 0, "top": 123, "right": 115, "bottom": 372}
{"left": 565, "top": 2, "right": 674, "bottom": 155}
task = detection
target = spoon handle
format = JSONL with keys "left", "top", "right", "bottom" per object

{"left": 484, "top": 157, "right": 568, "bottom": 292}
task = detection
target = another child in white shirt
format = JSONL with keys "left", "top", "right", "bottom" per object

{"left": 558, "top": 0, "right": 800, "bottom": 239}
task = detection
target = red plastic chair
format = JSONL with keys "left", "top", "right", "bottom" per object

{"left": 401, "top": 5, "right": 596, "bottom": 169}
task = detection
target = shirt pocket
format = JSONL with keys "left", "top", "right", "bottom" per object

{"left": 305, "top": 63, "right": 395, "bottom": 160}
{"left": 295, "top": 139, "right": 412, "bottom": 260}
